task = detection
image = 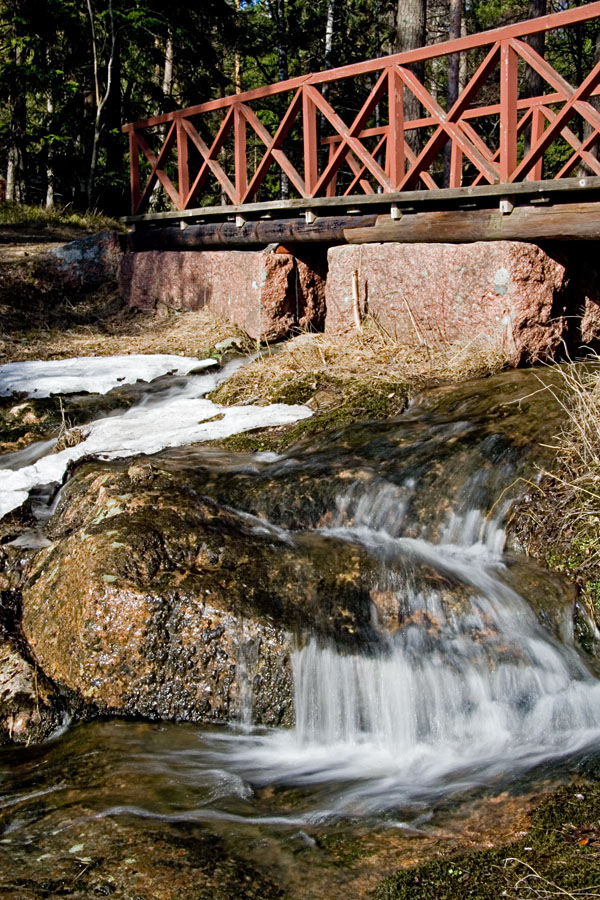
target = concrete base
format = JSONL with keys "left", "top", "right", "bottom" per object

{"left": 119, "top": 247, "right": 326, "bottom": 342}
{"left": 326, "top": 241, "right": 600, "bottom": 365}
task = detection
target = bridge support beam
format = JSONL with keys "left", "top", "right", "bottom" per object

{"left": 125, "top": 214, "right": 377, "bottom": 251}
{"left": 346, "top": 201, "right": 600, "bottom": 244}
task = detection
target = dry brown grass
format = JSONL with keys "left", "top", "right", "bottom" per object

{"left": 213, "top": 317, "right": 507, "bottom": 407}
{"left": 1, "top": 304, "right": 251, "bottom": 364}
{"left": 533, "top": 358, "right": 600, "bottom": 567}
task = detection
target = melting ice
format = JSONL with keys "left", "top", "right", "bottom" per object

{"left": 0, "top": 354, "right": 311, "bottom": 518}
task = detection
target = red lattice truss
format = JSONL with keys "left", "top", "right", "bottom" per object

{"left": 122, "top": 2, "right": 600, "bottom": 214}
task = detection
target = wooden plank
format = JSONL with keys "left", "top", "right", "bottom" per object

{"left": 181, "top": 117, "right": 237, "bottom": 204}
{"left": 121, "top": 174, "right": 600, "bottom": 223}
{"left": 302, "top": 87, "right": 319, "bottom": 193}
{"left": 136, "top": 126, "right": 180, "bottom": 210}
{"left": 237, "top": 97, "right": 307, "bottom": 199}
{"left": 129, "top": 131, "right": 141, "bottom": 213}
{"left": 122, "top": 2, "right": 600, "bottom": 132}
{"left": 306, "top": 83, "right": 391, "bottom": 194}
{"left": 509, "top": 47, "right": 600, "bottom": 181}
{"left": 345, "top": 201, "right": 600, "bottom": 243}
{"left": 387, "top": 67, "right": 404, "bottom": 189}
{"left": 528, "top": 107, "right": 545, "bottom": 182}
{"left": 396, "top": 45, "right": 501, "bottom": 189}
{"left": 183, "top": 108, "right": 235, "bottom": 208}
{"left": 308, "top": 71, "right": 389, "bottom": 196}
{"left": 176, "top": 120, "right": 189, "bottom": 205}
{"left": 234, "top": 104, "right": 247, "bottom": 203}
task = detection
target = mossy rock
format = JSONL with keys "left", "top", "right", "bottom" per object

{"left": 21, "top": 460, "right": 379, "bottom": 730}
{"left": 213, "top": 378, "right": 411, "bottom": 454}
{"left": 376, "top": 781, "right": 600, "bottom": 900}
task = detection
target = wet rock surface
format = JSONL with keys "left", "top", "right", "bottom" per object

{"left": 0, "top": 639, "right": 65, "bottom": 746}
{"left": 0, "top": 807, "right": 284, "bottom": 900}
{"left": 20, "top": 462, "right": 377, "bottom": 727}
{"left": 0, "top": 552, "right": 66, "bottom": 746}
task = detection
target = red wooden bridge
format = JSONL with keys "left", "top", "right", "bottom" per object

{"left": 123, "top": 2, "right": 600, "bottom": 248}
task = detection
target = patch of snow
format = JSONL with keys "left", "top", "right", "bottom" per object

{"left": 0, "top": 354, "right": 216, "bottom": 398}
{"left": 0, "top": 355, "right": 312, "bottom": 519}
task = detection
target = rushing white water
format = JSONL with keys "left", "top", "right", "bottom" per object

{"left": 188, "top": 466, "right": 600, "bottom": 821}
{"left": 3, "top": 367, "right": 600, "bottom": 833}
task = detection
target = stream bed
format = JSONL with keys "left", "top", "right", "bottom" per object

{"left": 1, "top": 360, "right": 600, "bottom": 898}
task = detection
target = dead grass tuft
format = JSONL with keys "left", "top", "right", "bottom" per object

{"left": 1, "top": 301, "right": 251, "bottom": 364}
{"left": 212, "top": 317, "right": 507, "bottom": 408}
{"left": 534, "top": 358, "right": 600, "bottom": 565}
{"left": 511, "top": 356, "right": 600, "bottom": 631}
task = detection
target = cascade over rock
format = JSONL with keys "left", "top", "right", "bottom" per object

{"left": 21, "top": 461, "right": 378, "bottom": 727}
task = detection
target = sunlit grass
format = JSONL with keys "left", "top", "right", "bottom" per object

{"left": 0, "top": 201, "right": 123, "bottom": 233}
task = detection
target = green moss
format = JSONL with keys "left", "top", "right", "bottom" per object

{"left": 376, "top": 781, "right": 600, "bottom": 900}
{"left": 314, "top": 831, "right": 370, "bottom": 867}
{"left": 218, "top": 379, "right": 410, "bottom": 453}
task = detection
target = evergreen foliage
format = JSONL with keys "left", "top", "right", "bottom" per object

{"left": 0, "top": 0, "right": 597, "bottom": 215}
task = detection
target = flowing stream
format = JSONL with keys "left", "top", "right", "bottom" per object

{"left": 1, "top": 364, "right": 600, "bottom": 897}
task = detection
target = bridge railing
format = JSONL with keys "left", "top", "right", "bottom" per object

{"left": 122, "top": 2, "right": 600, "bottom": 216}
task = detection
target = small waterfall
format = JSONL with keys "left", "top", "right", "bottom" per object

{"left": 272, "top": 461, "right": 600, "bottom": 808}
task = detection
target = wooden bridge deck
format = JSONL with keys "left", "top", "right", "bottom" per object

{"left": 123, "top": 3, "right": 600, "bottom": 247}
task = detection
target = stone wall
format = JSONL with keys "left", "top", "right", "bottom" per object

{"left": 326, "top": 241, "right": 600, "bottom": 365}
{"left": 119, "top": 247, "right": 327, "bottom": 342}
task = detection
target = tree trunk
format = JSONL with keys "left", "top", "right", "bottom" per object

{"left": 525, "top": 0, "right": 546, "bottom": 99}
{"left": 46, "top": 90, "right": 54, "bottom": 208}
{"left": 320, "top": 0, "right": 336, "bottom": 176}
{"left": 444, "top": 0, "right": 463, "bottom": 186}
{"left": 234, "top": 0, "right": 242, "bottom": 93}
{"left": 523, "top": 0, "right": 546, "bottom": 165}
{"left": 394, "top": 0, "right": 427, "bottom": 146}
{"left": 324, "top": 0, "right": 335, "bottom": 71}
{"left": 86, "top": 0, "right": 117, "bottom": 209}
{"left": 266, "top": 0, "right": 289, "bottom": 198}
{"left": 6, "top": 31, "right": 27, "bottom": 203}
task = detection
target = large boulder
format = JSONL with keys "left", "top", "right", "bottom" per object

{"left": 119, "top": 247, "right": 326, "bottom": 342}
{"left": 20, "top": 461, "right": 376, "bottom": 727}
{"left": 325, "top": 241, "right": 598, "bottom": 365}
{"left": 43, "top": 231, "right": 122, "bottom": 289}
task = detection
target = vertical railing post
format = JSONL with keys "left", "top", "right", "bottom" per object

{"left": 500, "top": 40, "right": 518, "bottom": 182}
{"left": 326, "top": 142, "right": 337, "bottom": 196}
{"left": 528, "top": 106, "right": 545, "bottom": 181}
{"left": 303, "top": 86, "right": 319, "bottom": 195}
{"left": 176, "top": 118, "right": 190, "bottom": 209}
{"left": 386, "top": 67, "right": 405, "bottom": 190}
{"left": 234, "top": 103, "right": 247, "bottom": 204}
{"left": 449, "top": 144, "right": 463, "bottom": 188}
{"left": 128, "top": 130, "right": 141, "bottom": 213}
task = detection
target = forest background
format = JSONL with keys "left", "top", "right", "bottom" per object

{"left": 1, "top": 0, "right": 598, "bottom": 217}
